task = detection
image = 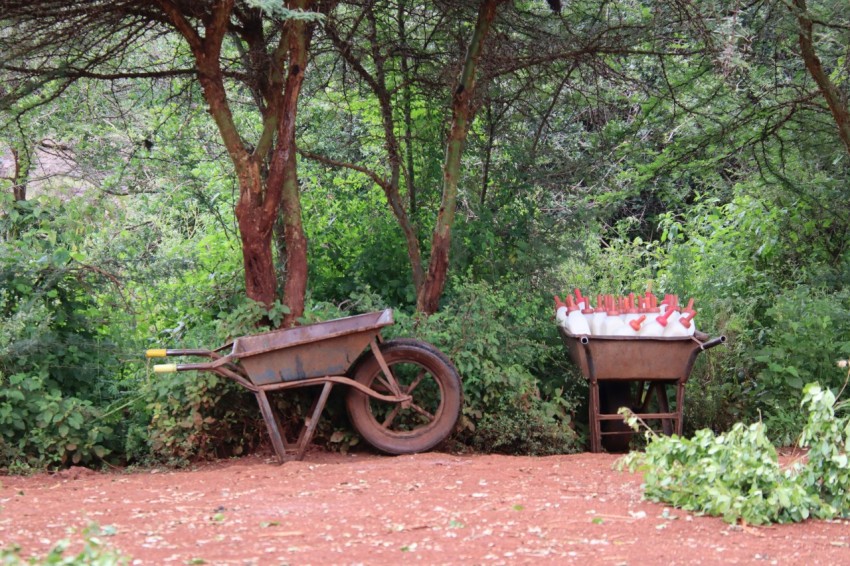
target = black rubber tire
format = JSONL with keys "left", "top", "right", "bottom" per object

{"left": 599, "top": 381, "right": 634, "bottom": 453}
{"left": 346, "top": 339, "right": 462, "bottom": 455}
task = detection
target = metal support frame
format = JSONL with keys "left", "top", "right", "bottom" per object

{"left": 589, "top": 378, "right": 684, "bottom": 453}
{"left": 245, "top": 338, "right": 403, "bottom": 464}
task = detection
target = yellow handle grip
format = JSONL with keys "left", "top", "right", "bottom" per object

{"left": 146, "top": 349, "right": 168, "bottom": 358}
{"left": 154, "top": 364, "right": 178, "bottom": 373}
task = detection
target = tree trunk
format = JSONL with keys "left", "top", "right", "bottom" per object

{"left": 398, "top": 2, "right": 417, "bottom": 217}
{"left": 268, "top": 0, "right": 312, "bottom": 326}
{"left": 417, "top": 0, "right": 500, "bottom": 314}
{"left": 10, "top": 147, "right": 29, "bottom": 202}
{"left": 236, "top": 202, "right": 278, "bottom": 308}
{"left": 323, "top": 13, "right": 425, "bottom": 295}
{"left": 794, "top": 0, "right": 850, "bottom": 156}
{"left": 159, "top": 0, "right": 315, "bottom": 323}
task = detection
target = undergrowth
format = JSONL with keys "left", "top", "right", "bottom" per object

{"left": 619, "top": 374, "right": 850, "bottom": 525}
{"left": 0, "top": 523, "right": 129, "bottom": 565}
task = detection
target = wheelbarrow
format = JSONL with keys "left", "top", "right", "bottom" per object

{"left": 558, "top": 327, "right": 725, "bottom": 452}
{"left": 146, "top": 309, "right": 463, "bottom": 463}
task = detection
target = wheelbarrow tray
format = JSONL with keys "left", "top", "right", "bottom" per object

{"left": 558, "top": 327, "right": 703, "bottom": 381}
{"left": 233, "top": 309, "right": 394, "bottom": 385}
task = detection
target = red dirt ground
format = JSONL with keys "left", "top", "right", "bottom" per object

{"left": 1, "top": 450, "right": 849, "bottom": 565}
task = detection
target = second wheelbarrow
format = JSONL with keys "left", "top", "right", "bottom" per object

{"left": 147, "top": 309, "right": 463, "bottom": 463}
{"left": 559, "top": 327, "right": 725, "bottom": 452}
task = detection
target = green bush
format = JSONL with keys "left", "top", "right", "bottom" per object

{"left": 620, "top": 381, "right": 850, "bottom": 524}
{"left": 134, "top": 299, "right": 288, "bottom": 465}
{"left": 0, "top": 196, "right": 127, "bottom": 468}
{"left": 140, "top": 371, "right": 260, "bottom": 466}
{"left": 386, "top": 277, "right": 581, "bottom": 455}
{"left": 752, "top": 287, "right": 850, "bottom": 444}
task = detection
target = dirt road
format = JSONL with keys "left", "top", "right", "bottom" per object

{"left": 1, "top": 451, "right": 848, "bottom": 564}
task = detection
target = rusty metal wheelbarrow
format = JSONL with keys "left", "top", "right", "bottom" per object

{"left": 146, "top": 309, "right": 463, "bottom": 463}
{"left": 558, "top": 327, "right": 725, "bottom": 453}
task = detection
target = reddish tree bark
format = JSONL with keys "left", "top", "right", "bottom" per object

{"left": 156, "top": 0, "right": 314, "bottom": 324}
{"left": 270, "top": 0, "right": 311, "bottom": 326}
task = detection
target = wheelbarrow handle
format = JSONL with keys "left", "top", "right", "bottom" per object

{"left": 146, "top": 348, "right": 220, "bottom": 359}
{"left": 700, "top": 335, "right": 727, "bottom": 350}
{"left": 154, "top": 363, "right": 178, "bottom": 373}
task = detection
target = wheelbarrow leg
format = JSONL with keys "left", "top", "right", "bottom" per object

{"left": 294, "top": 382, "right": 334, "bottom": 461}
{"left": 255, "top": 389, "right": 291, "bottom": 464}
{"left": 653, "top": 383, "right": 674, "bottom": 436}
{"left": 588, "top": 378, "right": 602, "bottom": 453}
{"left": 675, "top": 380, "right": 685, "bottom": 436}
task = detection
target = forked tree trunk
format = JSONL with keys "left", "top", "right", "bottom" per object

{"left": 417, "top": 0, "right": 500, "bottom": 314}
{"left": 162, "top": 0, "right": 313, "bottom": 324}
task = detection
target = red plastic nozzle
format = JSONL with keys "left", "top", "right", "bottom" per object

{"left": 629, "top": 314, "right": 647, "bottom": 331}
{"left": 657, "top": 307, "right": 674, "bottom": 327}
{"left": 574, "top": 288, "right": 585, "bottom": 305}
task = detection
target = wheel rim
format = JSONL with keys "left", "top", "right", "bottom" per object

{"left": 364, "top": 360, "right": 445, "bottom": 438}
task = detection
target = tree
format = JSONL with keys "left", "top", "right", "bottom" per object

{"left": 1, "top": 0, "right": 326, "bottom": 325}
{"left": 305, "top": 2, "right": 427, "bottom": 295}
{"left": 792, "top": 0, "right": 850, "bottom": 156}
{"left": 417, "top": 0, "right": 503, "bottom": 313}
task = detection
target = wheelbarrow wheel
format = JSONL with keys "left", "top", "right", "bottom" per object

{"left": 346, "top": 339, "right": 462, "bottom": 455}
{"left": 599, "top": 381, "right": 634, "bottom": 453}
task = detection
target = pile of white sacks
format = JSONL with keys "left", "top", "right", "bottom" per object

{"left": 555, "top": 289, "right": 696, "bottom": 337}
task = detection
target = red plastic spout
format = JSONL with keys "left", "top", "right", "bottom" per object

{"left": 606, "top": 295, "right": 619, "bottom": 316}
{"left": 626, "top": 293, "right": 638, "bottom": 314}
{"left": 554, "top": 295, "right": 566, "bottom": 309}
{"left": 657, "top": 306, "right": 674, "bottom": 327}
{"left": 574, "top": 288, "right": 586, "bottom": 307}
{"left": 645, "top": 291, "right": 655, "bottom": 309}
{"left": 679, "top": 309, "right": 697, "bottom": 328}
{"left": 629, "top": 314, "right": 647, "bottom": 331}
{"left": 566, "top": 294, "right": 579, "bottom": 312}
{"left": 683, "top": 298, "right": 696, "bottom": 316}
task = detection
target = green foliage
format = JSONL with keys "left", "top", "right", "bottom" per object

{"left": 387, "top": 277, "right": 580, "bottom": 455}
{"left": 798, "top": 382, "right": 850, "bottom": 515}
{"left": 0, "top": 195, "right": 127, "bottom": 468}
{"left": 142, "top": 371, "right": 258, "bottom": 466}
{"left": 1, "top": 524, "right": 129, "bottom": 565}
{"left": 470, "top": 399, "right": 578, "bottom": 456}
{"left": 754, "top": 288, "right": 850, "bottom": 444}
{"left": 135, "top": 298, "right": 293, "bottom": 465}
{"left": 620, "top": 382, "right": 850, "bottom": 525}
{"left": 302, "top": 172, "right": 418, "bottom": 306}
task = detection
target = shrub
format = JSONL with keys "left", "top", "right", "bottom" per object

{"left": 752, "top": 287, "right": 850, "bottom": 444}
{"left": 387, "top": 278, "right": 581, "bottom": 455}
{"left": 620, "top": 381, "right": 850, "bottom": 524}
{"left": 0, "top": 196, "right": 127, "bottom": 469}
